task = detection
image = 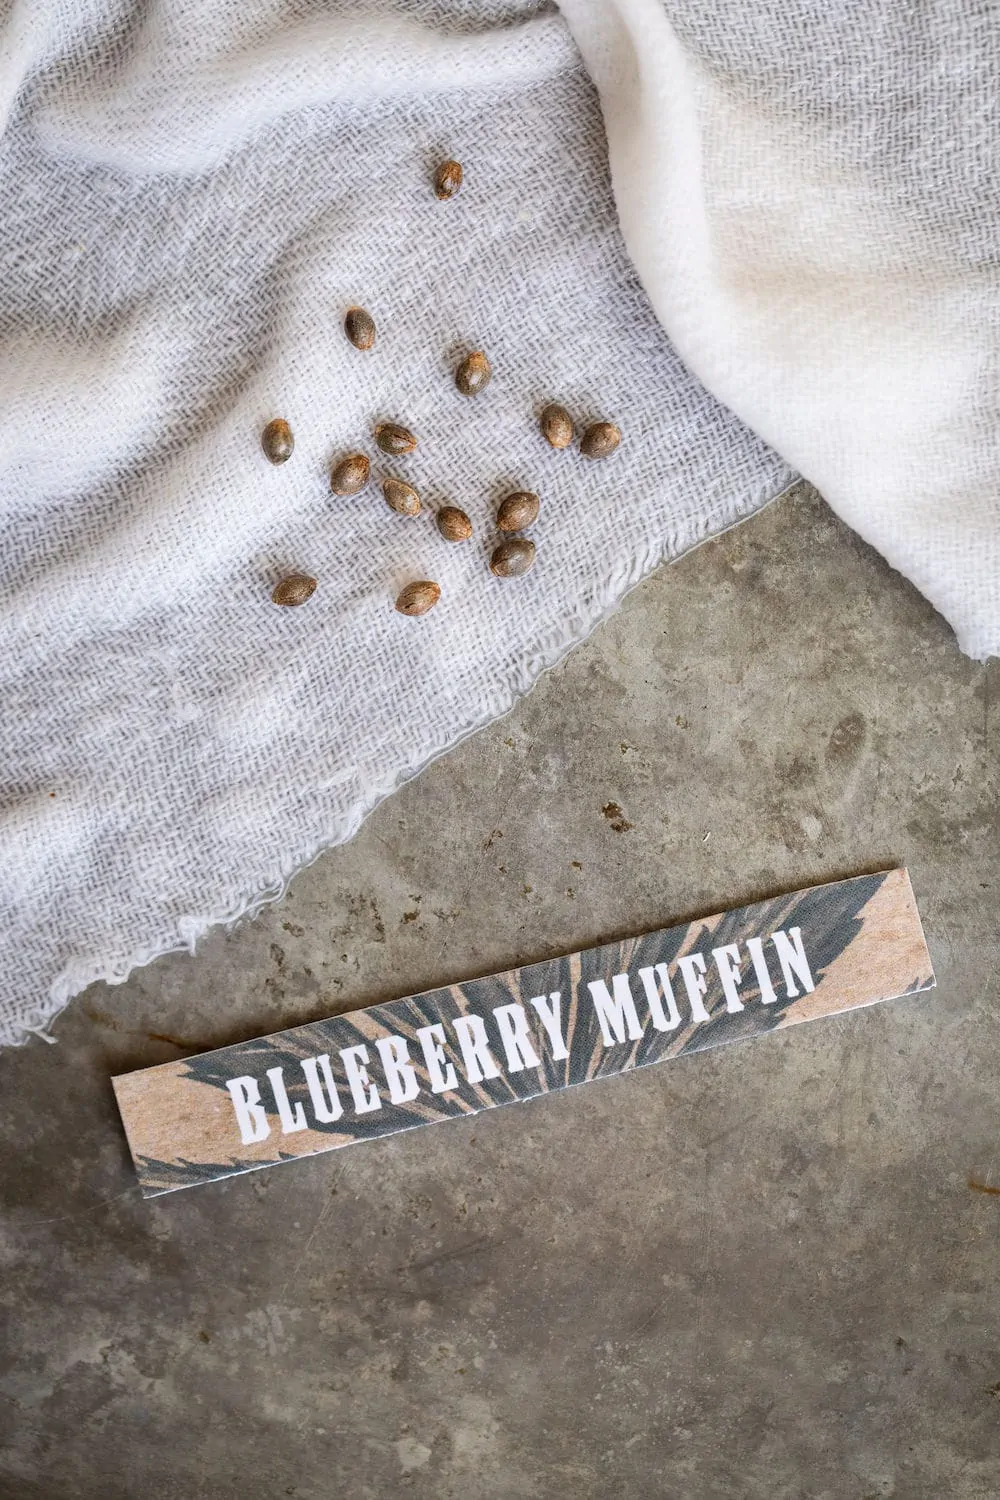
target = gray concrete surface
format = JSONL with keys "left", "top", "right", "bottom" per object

{"left": 2, "top": 482, "right": 999, "bottom": 1500}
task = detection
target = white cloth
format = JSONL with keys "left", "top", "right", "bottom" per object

{"left": 566, "top": 0, "right": 1000, "bottom": 660}
{"left": 1, "top": 0, "right": 995, "bottom": 1047}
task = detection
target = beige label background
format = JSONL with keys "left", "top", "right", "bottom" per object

{"left": 113, "top": 868, "right": 934, "bottom": 1196}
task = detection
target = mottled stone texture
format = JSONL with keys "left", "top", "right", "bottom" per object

{"left": 1, "top": 484, "right": 998, "bottom": 1500}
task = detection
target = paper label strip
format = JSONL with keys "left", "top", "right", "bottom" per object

{"left": 113, "top": 868, "right": 933, "bottom": 1196}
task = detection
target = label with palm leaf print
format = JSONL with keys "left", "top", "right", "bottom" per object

{"left": 113, "top": 868, "right": 933, "bottom": 1197}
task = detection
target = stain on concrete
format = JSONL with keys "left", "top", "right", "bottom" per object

{"left": 827, "top": 710, "right": 867, "bottom": 764}
{"left": 602, "top": 802, "right": 633, "bottom": 833}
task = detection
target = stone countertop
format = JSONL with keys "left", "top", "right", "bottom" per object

{"left": 2, "top": 483, "right": 997, "bottom": 1500}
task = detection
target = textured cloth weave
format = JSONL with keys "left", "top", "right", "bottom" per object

{"left": 566, "top": 0, "right": 1000, "bottom": 660}
{"left": 2, "top": 0, "right": 997, "bottom": 1046}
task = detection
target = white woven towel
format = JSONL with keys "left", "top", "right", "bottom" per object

{"left": 1, "top": 0, "right": 995, "bottom": 1046}
{"left": 567, "top": 0, "right": 1000, "bottom": 659}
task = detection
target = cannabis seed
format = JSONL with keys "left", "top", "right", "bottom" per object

{"left": 330, "top": 452, "right": 370, "bottom": 494}
{"left": 344, "top": 306, "right": 376, "bottom": 350}
{"left": 396, "top": 581, "right": 441, "bottom": 615}
{"left": 540, "top": 403, "right": 573, "bottom": 449}
{"left": 436, "top": 506, "right": 473, "bottom": 542}
{"left": 580, "top": 420, "right": 621, "bottom": 459}
{"left": 261, "top": 418, "right": 294, "bottom": 464}
{"left": 496, "top": 491, "right": 539, "bottom": 532}
{"left": 383, "top": 477, "right": 421, "bottom": 516}
{"left": 455, "top": 350, "right": 491, "bottom": 397}
{"left": 375, "top": 422, "right": 418, "bottom": 455}
{"left": 434, "top": 160, "right": 463, "bottom": 199}
{"left": 490, "top": 538, "right": 536, "bottom": 577}
{"left": 272, "top": 574, "right": 316, "bottom": 606}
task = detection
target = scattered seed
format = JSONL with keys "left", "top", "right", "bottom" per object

{"left": 580, "top": 420, "right": 621, "bottom": 459}
{"left": 490, "top": 537, "right": 536, "bottom": 577}
{"left": 455, "top": 350, "right": 491, "bottom": 397}
{"left": 330, "top": 452, "right": 370, "bottom": 494}
{"left": 497, "top": 491, "right": 539, "bottom": 532}
{"left": 383, "top": 477, "right": 421, "bottom": 516}
{"left": 272, "top": 574, "right": 316, "bottom": 606}
{"left": 344, "top": 306, "right": 376, "bottom": 350}
{"left": 261, "top": 418, "right": 294, "bottom": 464}
{"left": 375, "top": 422, "right": 418, "bottom": 455}
{"left": 540, "top": 403, "right": 573, "bottom": 449}
{"left": 434, "top": 160, "right": 463, "bottom": 199}
{"left": 437, "top": 506, "right": 473, "bottom": 542}
{"left": 396, "top": 580, "right": 441, "bottom": 615}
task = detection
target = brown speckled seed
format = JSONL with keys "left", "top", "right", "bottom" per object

{"left": 344, "top": 307, "right": 376, "bottom": 350}
{"left": 490, "top": 537, "right": 536, "bottom": 577}
{"left": 396, "top": 581, "right": 441, "bottom": 615}
{"left": 497, "top": 490, "right": 539, "bottom": 532}
{"left": 383, "top": 477, "right": 421, "bottom": 516}
{"left": 455, "top": 350, "right": 491, "bottom": 397}
{"left": 272, "top": 574, "right": 316, "bottom": 606}
{"left": 436, "top": 506, "right": 473, "bottom": 542}
{"left": 330, "top": 452, "right": 370, "bottom": 494}
{"left": 540, "top": 403, "right": 573, "bottom": 449}
{"left": 261, "top": 418, "right": 294, "bottom": 464}
{"left": 375, "top": 422, "right": 418, "bottom": 455}
{"left": 580, "top": 420, "right": 621, "bottom": 459}
{"left": 434, "top": 160, "right": 463, "bottom": 199}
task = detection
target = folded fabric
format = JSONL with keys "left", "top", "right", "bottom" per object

{"left": 0, "top": 0, "right": 791, "bottom": 1046}
{"left": 565, "top": 0, "right": 1000, "bottom": 660}
{"left": 3, "top": 0, "right": 995, "bottom": 1048}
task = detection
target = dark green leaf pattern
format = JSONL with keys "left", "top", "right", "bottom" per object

{"left": 126, "top": 871, "right": 931, "bottom": 1195}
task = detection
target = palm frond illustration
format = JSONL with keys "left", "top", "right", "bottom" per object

{"left": 180, "top": 871, "right": 899, "bottom": 1133}
{"left": 118, "top": 869, "right": 934, "bottom": 1193}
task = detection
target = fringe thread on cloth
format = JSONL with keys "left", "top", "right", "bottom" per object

{"left": 3, "top": 0, "right": 996, "bottom": 1045}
